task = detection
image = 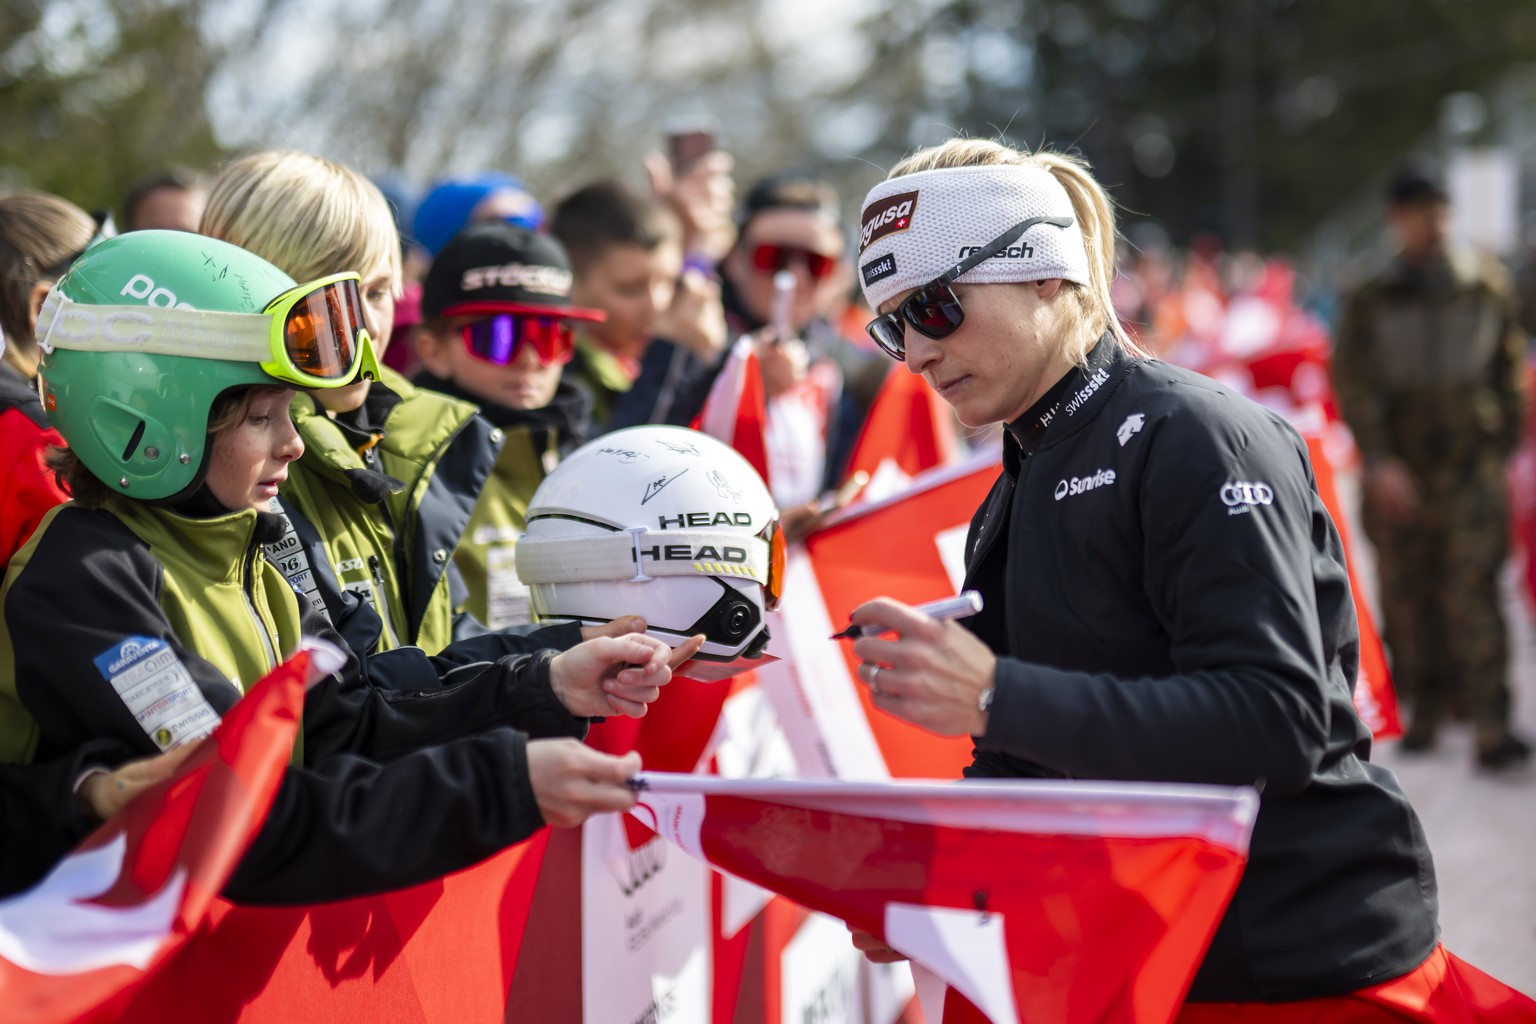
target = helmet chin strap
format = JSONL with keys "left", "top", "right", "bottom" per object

{"left": 625, "top": 526, "right": 654, "bottom": 582}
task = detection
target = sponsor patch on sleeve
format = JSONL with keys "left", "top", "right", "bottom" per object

{"left": 860, "top": 252, "right": 898, "bottom": 287}
{"left": 92, "top": 636, "right": 222, "bottom": 751}
{"left": 1219, "top": 479, "right": 1274, "bottom": 516}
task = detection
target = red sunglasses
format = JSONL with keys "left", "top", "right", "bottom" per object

{"left": 460, "top": 314, "right": 575, "bottom": 367}
{"left": 751, "top": 243, "right": 838, "bottom": 280}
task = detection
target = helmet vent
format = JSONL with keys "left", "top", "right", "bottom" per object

{"left": 121, "top": 420, "right": 146, "bottom": 462}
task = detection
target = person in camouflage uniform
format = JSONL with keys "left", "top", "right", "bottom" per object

{"left": 1334, "top": 164, "right": 1531, "bottom": 770}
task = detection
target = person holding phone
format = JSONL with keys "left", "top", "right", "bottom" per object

{"left": 717, "top": 172, "right": 880, "bottom": 518}
{"left": 550, "top": 179, "right": 726, "bottom": 431}
{"left": 646, "top": 116, "right": 736, "bottom": 271}
{"left": 837, "top": 138, "right": 1532, "bottom": 1017}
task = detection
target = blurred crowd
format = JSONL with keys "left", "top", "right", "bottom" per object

{"left": 2, "top": 139, "right": 1532, "bottom": 863}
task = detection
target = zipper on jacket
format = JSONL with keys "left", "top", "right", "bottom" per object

{"left": 244, "top": 546, "right": 279, "bottom": 674}
{"left": 393, "top": 414, "right": 477, "bottom": 642}
{"left": 369, "top": 553, "right": 401, "bottom": 649}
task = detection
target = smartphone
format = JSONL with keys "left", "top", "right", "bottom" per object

{"left": 665, "top": 116, "right": 718, "bottom": 173}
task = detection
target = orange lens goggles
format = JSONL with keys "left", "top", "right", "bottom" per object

{"left": 262, "top": 272, "right": 375, "bottom": 386}
{"left": 762, "top": 518, "right": 785, "bottom": 611}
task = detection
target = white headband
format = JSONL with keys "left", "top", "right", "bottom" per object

{"left": 857, "top": 164, "right": 1091, "bottom": 310}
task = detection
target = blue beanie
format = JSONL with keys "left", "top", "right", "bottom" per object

{"left": 411, "top": 172, "right": 544, "bottom": 255}
{"left": 371, "top": 174, "right": 418, "bottom": 234}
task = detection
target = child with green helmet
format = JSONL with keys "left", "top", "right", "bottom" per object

{"left": 0, "top": 230, "right": 678, "bottom": 901}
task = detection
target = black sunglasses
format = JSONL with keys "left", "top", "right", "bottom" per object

{"left": 865, "top": 215, "right": 1075, "bottom": 361}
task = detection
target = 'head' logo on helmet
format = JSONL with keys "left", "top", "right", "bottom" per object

{"left": 516, "top": 426, "right": 782, "bottom": 667}
{"left": 37, "top": 231, "right": 299, "bottom": 502}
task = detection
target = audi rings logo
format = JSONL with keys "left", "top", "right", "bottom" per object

{"left": 1220, "top": 481, "right": 1273, "bottom": 507}
{"left": 613, "top": 835, "right": 667, "bottom": 897}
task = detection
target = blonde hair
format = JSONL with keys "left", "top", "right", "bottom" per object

{"left": 888, "top": 139, "right": 1142, "bottom": 364}
{"left": 200, "top": 150, "right": 402, "bottom": 292}
{"left": 0, "top": 191, "right": 95, "bottom": 378}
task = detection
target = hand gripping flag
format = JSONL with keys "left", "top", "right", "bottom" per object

{"left": 0, "top": 640, "right": 344, "bottom": 1024}
{"left": 632, "top": 773, "right": 1258, "bottom": 1024}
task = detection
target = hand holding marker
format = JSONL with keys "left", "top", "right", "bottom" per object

{"left": 831, "top": 591, "right": 984, "bottom": 640}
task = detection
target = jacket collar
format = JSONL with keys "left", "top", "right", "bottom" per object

{"left": 111, "top": 499, "right": 261, "bottom": 584}
{"left": 291, "top": 366, "right": 478, "bottom": 495}
{"left": 1004, "top": 332, "right": 1132, "bottom": 464}
{"left": 572, "top": 337, "right": 636, "bottom": 393}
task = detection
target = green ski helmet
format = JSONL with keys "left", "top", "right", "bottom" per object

{"left": 36, "top": 230, "right": 377, "bottom": 501}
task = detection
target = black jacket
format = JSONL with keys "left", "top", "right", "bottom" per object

{"left": 963, "top": 337, "right": 1438, "bottom": 1001}
{"left": 0, "top": 741, "right": 135, "bottom": 893}
{"left": 606, "top": 338, "right": 722, "bottom": 433}
{"left": 0, "top": 502, "right": 587, "bottom": 904}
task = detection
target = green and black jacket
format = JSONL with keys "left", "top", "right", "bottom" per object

{"left": 281, "top": 367, "right": 502, "bottom": 654}
{"left": 413, "top": 371, "right": 592, "bottom": 631}
{"left": 0, "top": 498, "right": 589, "bottom": 904}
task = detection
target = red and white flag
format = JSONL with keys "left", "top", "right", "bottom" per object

{"left": 0, "top": 641, "right": 340, "bottom": 1024}
{"left": 843, "top": 365, "right": 960, "bottom": 501}
{"left": 632, "top": 773, "right": 1258, "bottom": 1024}
{"left": 693, "top": 337, "right": 771, "bottom": 488}
{"left": 746, "top": 454, "right": 1000, "bottom": 782}
{"left": 1304, "top": 433, "right": 1401, "bottom": 739}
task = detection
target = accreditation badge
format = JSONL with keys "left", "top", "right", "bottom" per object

{"left": 486, "top": 543, "right": 532, "bottom": 629}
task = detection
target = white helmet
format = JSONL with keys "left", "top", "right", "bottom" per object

{"left": 515, "top": 425, "right": 782, "bottom": 664}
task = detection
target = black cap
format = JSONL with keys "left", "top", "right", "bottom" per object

{"left": 736, "top": 171, "right": 842, "bottom": 231}
{"left": 1387, "top": 162, "right": 1448, "bottom": 206}
{"left": 421, "top": 221, "right": 604, "bottom": 322}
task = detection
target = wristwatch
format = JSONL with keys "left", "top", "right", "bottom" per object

{"left": 977, "top": 685, "right": 995, "bottom": 715}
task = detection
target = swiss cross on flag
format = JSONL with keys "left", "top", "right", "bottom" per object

{"left": 0, "top": 642, "right": 341, "bottom": 1024}
{"left": 632, "top": 773, "right": 1257, "bottom": 1024}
